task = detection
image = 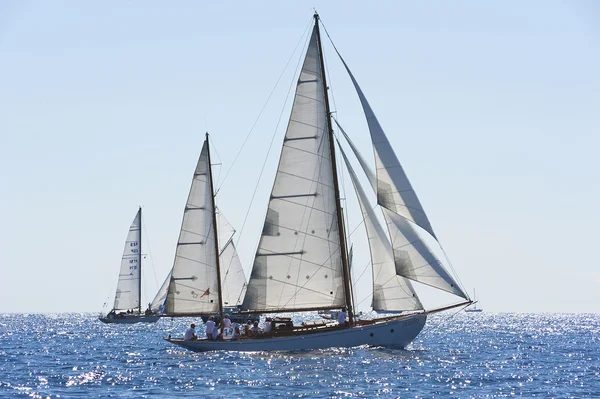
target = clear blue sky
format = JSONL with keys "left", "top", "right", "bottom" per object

{"left": 1, "top": 1, "right": 598, "bottom": 313}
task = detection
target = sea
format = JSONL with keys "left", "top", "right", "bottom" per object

{"left": 0, "top": 313, "right": 598, "bottom": 398}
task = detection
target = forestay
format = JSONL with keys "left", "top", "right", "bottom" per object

{"left": 113, "top": 210, "right": 142, "bottom": 311}
{"left": 339, "top": 144, "right": 423, "bottom": 311}
{"left": 164, "top": 141, "right": 220, "bottom": 315}
{"left": 334, "top": 52, "right": 437, "bottom": 239}
{"left": 338, "top": 122, "right": 467, "bottom": 298}
{"left": 242, "top": 27, "right": 346, "bottom": 312}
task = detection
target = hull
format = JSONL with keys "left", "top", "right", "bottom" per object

{"left": 166, "top": 313, "right": 426, "bottom": 352}
{"left": 99, "top": 315, "right": 160, "bottom": 324}
{"left": 465, "top": 309, "right": 483, "bottom": 313}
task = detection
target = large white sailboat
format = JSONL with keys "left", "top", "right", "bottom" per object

{"left": 165, "top": 13, "right": 471, "bottom": 351}
{"left": 99, "top": 208, "right": 160, "bottom": 324}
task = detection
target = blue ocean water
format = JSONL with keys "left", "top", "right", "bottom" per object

{"left": 0, "top": 313, "right": 598, "bottom": 398}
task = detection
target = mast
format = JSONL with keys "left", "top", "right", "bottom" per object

{"left": 206, "top": 133, "right": 224, "bottom": 319}
{"left": 314, "top": 13, "right": 355, "bottom": 325}
{"left": 138, "top": 206, "right": 142, "bottom": 314}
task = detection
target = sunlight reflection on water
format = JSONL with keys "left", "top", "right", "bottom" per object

{"left": 0, "top": 313, "right": 598, "bottom": 398}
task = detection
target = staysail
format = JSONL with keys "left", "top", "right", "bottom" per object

{"left": 113, "top": 209, "right": 141, "bottom": 311}
{"left": 242, "top": 27, "right": 346, "bottom": 312}
{"left": 338, "top": 121, "right": 467, "bottom": 298}
{"left": 150, "top": 270, "right": 171, "bottom": 313}
{"left": 216, "top": 208, "right": 247, "bottom": 307}
{"left": 339, "top": 143, "right": 423, "bottom": 311}
{"left": 163, "top": 141, "right": 220, "bottom": 315}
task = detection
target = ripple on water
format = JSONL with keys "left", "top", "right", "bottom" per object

{"left": 0, "top": 313, "right": 599, "bottom": 398}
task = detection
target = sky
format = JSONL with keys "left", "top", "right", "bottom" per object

{"left": 1, "top": 1, "right": 599, "bottom": 314}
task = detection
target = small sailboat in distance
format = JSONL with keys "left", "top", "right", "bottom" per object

{"left": 165, "top": 12, "right": 472, "bottom": 352}
{"left": 99, "top": 208, "right": 160, "bottom": 324}
{"left": 465, "top": 289, "right": 483, "bottom": 312}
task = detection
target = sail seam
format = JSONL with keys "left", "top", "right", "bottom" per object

{"left": 281, "top": 145, "right": 331, "bottom": 162}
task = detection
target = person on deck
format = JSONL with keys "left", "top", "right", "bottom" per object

{"left": 184, "top": 323, "right": 198, "bottom": 341}
{"left": 205, "top": 316, "right": 216, "bottom": 340}
{"left": 263, "top": 317, "right": 272, "bottom": 335}
{"left": 221, "top": 314, "right": 232, "bottom": 329}
{"left": 250, "top": 321, "right": 261, "bottom": 337}
{"left": 244, "top": 320, "right": 252, "bottom": 336}
{"left": 338, "top": 308, "right": 347, "bottom": 326}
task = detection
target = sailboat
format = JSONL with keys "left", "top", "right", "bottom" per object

{"left": 158, "top": 134, "right": 250, "bottom": 324}
{"left": 165, "top": 13, "right": 472, "bottom": 351}
{"left": 465, "top": 289, "right": 483, "bottom": 312}
{"left": 99, "top": 208, "right": 160, "bottom": 324}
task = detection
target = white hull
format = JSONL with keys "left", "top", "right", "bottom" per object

{"left": 166, "top": 313, "right": 426, "bottom": 352}
{"left": 99, "top": 315, "right": 160, "bottom": 324}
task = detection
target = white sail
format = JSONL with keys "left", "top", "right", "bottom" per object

{"left": 334, "top": 118, "right": 376, "bottom": 187}
{"left": 334, "top": 53, "right": 436, "bottom": 239}
{"left": 383, "top": 209, "right": 467, "bottom": 297}
{"left": 242, "top": 27, "right": 346, "bottom": 312}
{"left": 338, "top": 122, "right": 467, "bottom": 298}
{"left": 113, "top": 209, "right": 141, "bottom": 311}
{"left": 216, "top": 208, "right": 247, "bottom": 307}
{"left": 339, "top": 144, "right": 423, "bottom": 311}
{"left": 150, "top": 270, "right": 171, "bottom": 313}
{"left": 164, "top": 140, "right": 220, "bottom": 315}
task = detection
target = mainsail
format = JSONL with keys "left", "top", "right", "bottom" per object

{"left": 113, "top": 209, "right": 141, "bottom": 311}
{"left": 242, "top": 27, "right": 346, "bottom": 312}
{"left": 339, "top": 143, "right": 423, "bottom": 311}
{"left": 163, "top": 141, "right": 220, "bottom": 315}
{"left": 338, "top": 121, "right": 467, "bottom": 298}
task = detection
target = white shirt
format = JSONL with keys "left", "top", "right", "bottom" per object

{"left": 184, "top": 327, "right": 196, "bottom": 341}
{"left": 264, "top": 321, "right": 272, "bottom": 333}
{"left": 338, "top": 311, "right": 347, "bottom": 325}
{"left": 205, "top": 320, "right": 215, "bottom": 335}
{"left": 222, "top": 318, "right": 232, "bottom": 328}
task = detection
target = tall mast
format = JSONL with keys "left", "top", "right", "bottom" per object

{"left": 314, "top": 13, "right": 355, "bottom": 325}
{"left": 206, "top": 133, "right": 224, "bottom": 319}
{"left": 138, "top": 206, "right": 142, "bottom": 314}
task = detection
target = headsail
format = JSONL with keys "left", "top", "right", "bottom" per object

{"left": 150, "top": 270, "right": 171, "bottom": 313}
{"left": 216, "top": 208, "right": 247, "bottom": 307}
{"left": 339, "top": 143, "right": 423, "bottom": 311}
{"left": 163, "top": 141, "right": 220, "bottom": 315}
{"left": 113, "top": 209, "right": 142, "bottom": 311}
{"left": 338, "top": 121, "right": 467, "bottom": 298}
{"left": 383, "top": 209, "right": 467, "bottom": 298}
{"left": 334, "top": 53, "right": 437, "bottom": 239}
{"left": 242, "top": 27, "right": 346, "bottom": 312}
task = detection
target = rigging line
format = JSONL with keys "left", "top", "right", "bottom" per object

{"left": 208, "top": 135, "right": 224, "bottom": 189}
{"left": 354, "top": 293, "right": 372, "bottom": 308}
{"left": 321, "top": 29, "right": 349, "bottom": 238}
{"left": 439, "top": 245, "right": 469, "bottom": 299}
{"left": 141, "top": 216, "right": 160, "bottom": 291}
{"left": 417, "top": 303, "right": 470, "bottom": 342}
{"left": 234, "top": 24, "right": 313, "bottom": 253}
{"left": 352, "top": 260, "right": 371, "bottom": 287}
{"left": 215, "top": 18, "right": 314, "bottom": 195}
